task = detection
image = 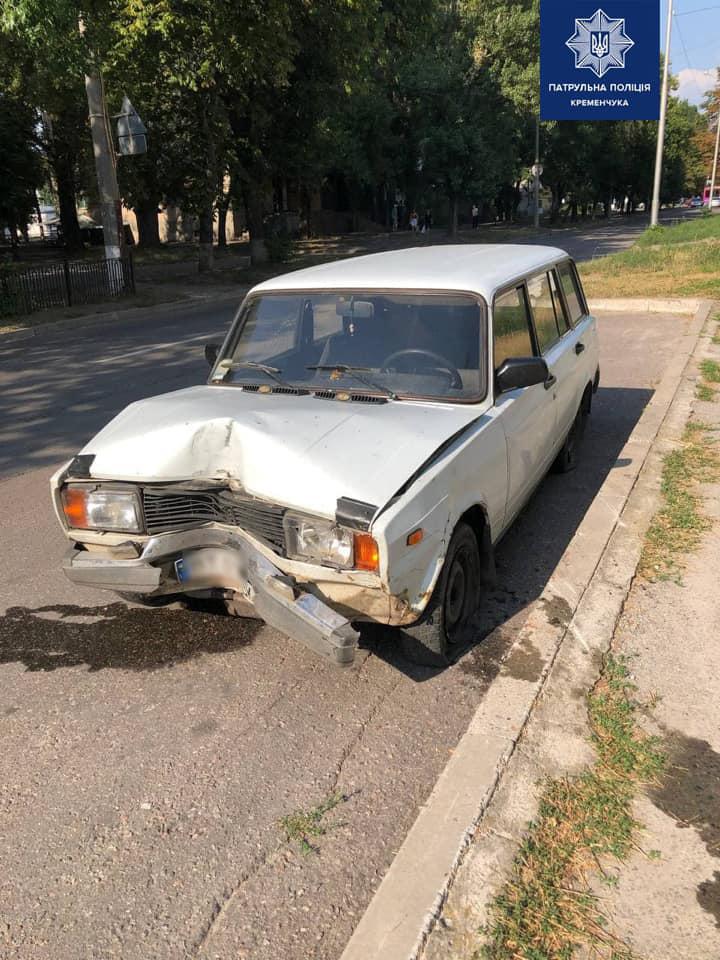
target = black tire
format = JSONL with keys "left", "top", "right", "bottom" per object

{"left": 398, "top": 522, "right": 482, "bottom": 668}
{"left": 553, "top": 391, "right": 590, "bottom": 474}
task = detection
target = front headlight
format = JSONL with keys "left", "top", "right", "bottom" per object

{"left": 283, "top": 513, "right": 354, "bottom": 569}
{"left": 61, "top": 485, "right": 143, "bottom": 533}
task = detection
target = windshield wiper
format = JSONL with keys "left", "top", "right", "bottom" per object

{"left": 228, "top": 360, "right": 297, "bottom": 391}
{"left": 307, "top": 364, "right": 398, "bottom": 400}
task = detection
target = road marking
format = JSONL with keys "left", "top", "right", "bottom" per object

{"left": 91, "top": 332, "right": 216, "bottom": 365}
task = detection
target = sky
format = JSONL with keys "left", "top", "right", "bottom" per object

{"left": 661, "top": 1, "right": 720, "bottom": 105}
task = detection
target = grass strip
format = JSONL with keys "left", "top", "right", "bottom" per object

{"left": 480, "top": 656, "right": 664, "bottom": 960}
{"left": 579, "top": 214, "right": 720, "bottom": 300}
{"left": 280, "top": 790, "right": 346, "bottom": 855}
{"left": 639, "top": 421, "right": 719, "bottom": 582}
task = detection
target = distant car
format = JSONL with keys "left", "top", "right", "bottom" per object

{"left": 710, "top": 197, "right": 720, "bottom": 209}
{"left": 52, "top": 245, "right": 600, "bottom": 667}
{"left": 691, "top": 196, "right": 703, "bottom": 208}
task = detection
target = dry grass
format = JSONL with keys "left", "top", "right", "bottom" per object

{"left": 579, "top": 215, "right": 720, "bottom": 300}
{"left": 480, "top": 657, "right": 664, "bottom": 960}
{"left": 639, "top": 421, "right": 720, "bottom": 582}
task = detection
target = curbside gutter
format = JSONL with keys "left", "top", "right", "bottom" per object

{"left": 339, "top": 298, "right": 714, "bottom": 960}
{"left": 588, "top": 297, "right": 700, "bottom": 315}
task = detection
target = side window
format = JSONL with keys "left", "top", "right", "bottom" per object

{"left": 557, "top": 261, "right": 585, "bottom": 326}
{"left": 493, "top": 286, "right": 534, "bottom": 365}
{"left": 527, "top": 273, "right": 561, "bottom": 353}
{"left": 549, "top": 269, "right": 570, "bottom": 333}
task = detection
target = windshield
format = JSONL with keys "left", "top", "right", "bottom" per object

{"left": 219, "top": 291, "right": 486, "bottom": 402}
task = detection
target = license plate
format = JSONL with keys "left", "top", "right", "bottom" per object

{"left": 174, "top": 549, "right": 242, "bottom": 584}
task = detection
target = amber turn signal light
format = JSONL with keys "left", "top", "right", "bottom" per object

{"left": 354, "top": 532, "right": 379, "bottom": 572}
{"left": 62, "top": 486, "right": 89, "bottom": 528}
{"left": 406, "top": 528, "right": 424, "bottom": 546}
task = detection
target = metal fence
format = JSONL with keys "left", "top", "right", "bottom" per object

{"left": 0, "top": 255, "right": 135, "bottom": 318}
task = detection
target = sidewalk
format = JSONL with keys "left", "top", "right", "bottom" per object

{"left": 597, "top": 366, "right": 720, "bottom": 956}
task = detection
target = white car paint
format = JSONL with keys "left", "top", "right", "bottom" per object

{"left": 52, "top": 244, "right": 599, "bottom": 631}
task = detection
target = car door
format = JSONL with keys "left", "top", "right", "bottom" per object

{"left": 526, "top": 270, "right": 578, "bottom": 442}
{"left": 556, "top": 258, "right": 598, "bottom": 390}
{"left": 492, "top": 283, "right": 557, "bottom": 529}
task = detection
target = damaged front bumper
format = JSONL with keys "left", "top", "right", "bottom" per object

{"left": 62, "top": 527, "right": 359, "bottom": 666}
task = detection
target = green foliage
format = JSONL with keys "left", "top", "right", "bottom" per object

{"left": 0, "top": 0, "right": 710, "bottom": 254}
{"left": 0, "top": 91, "right": 43, "bottom": 232}
{"left": 280, "top": 791, "right": 346, "bottom": 855}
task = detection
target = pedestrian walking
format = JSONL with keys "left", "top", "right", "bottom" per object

{"left": 471, "top": 203, "right": 479, "bottom": 230}
{"left": 423, "top": 209, "right": 432, "bottom": 233}
{"left": 409, "top": 210, "right": 419, "bottom": 232}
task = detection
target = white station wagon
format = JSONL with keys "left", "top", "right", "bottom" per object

{"left": 52, "top": 245, "right": 599, "bottom": 667}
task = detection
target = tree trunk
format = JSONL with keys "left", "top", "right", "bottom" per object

{"left": 246, "top": 187, "right": 267, "bottom": 265}
{"left": 231, "top": 204, "right": 243, "bottom": 240}
{"left": 448, "top": 195, "right": 458, "bottom": 236}
{"left": 198, "top": 204, "right": 214, "bottom": 272}
{"left": 217, "top": 199, "right": 228, "bottom": 248}
{"left": 55, "top": 157, "right": 82, "bottom": 252}
{"left": 135, "top": 199, "right": 161, "bottom": 247}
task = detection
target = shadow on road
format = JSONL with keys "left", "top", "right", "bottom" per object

{"left": 0, "top": 600, "right": 262, "bottom": 672}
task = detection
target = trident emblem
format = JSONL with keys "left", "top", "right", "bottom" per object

{"left": 566, "top": 11, "right": 634, "bottom": 78}
{"left": 591, "top": 32, "right": 610, "bottom": 57}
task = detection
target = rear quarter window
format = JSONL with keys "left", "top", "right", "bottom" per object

{"left": 557, "top": 261, "right": 586, "bottom": 325}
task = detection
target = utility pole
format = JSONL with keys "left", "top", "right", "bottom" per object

{"left": 709, "top": 108, "right": 720, "bottom": 214}
{"left": 534, "top": 116, "right": 541, "bottom": 229}
{"left": 85, "top": 69, "right": 124, "bottom": 260}
{"left": 650, "top": 0, "right": 673, "bottom": 227}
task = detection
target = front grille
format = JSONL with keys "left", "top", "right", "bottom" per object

{"left": 142, "top": 488, "right": 287, "bottom": 552}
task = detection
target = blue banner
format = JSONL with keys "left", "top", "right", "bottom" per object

{"left": 540, "top": 1, "right": 660, "bottom": 120}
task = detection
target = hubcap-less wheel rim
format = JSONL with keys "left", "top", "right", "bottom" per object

{"left": 446, "top": 558, "right": 467, "bottom": 633}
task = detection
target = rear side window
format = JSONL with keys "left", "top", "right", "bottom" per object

{"left": 527, "top": 273, "right": 561, "bottom": 353}
{"left": 493, "top": 286, "right": 534, "bottom": 365}
{"left": 557, "top": 261, "right": 585, "bottom": 325}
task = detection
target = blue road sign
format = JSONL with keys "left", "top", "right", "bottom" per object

{"left": 541, "top": 1, "right": 660, "bottom": 120}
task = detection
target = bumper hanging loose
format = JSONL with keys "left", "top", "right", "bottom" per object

{"left": 62, "top": 527, "right": 359, "bottom": 666}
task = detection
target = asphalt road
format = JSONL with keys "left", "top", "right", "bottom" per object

{"left": 0, "top": 219, "right": 693, "bottom": 959}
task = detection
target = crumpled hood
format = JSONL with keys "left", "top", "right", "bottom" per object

{"left": 81, "top": 385, "right": 484, "bottom": 518}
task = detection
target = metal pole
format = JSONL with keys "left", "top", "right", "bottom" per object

{"left": 534, "top": 115, "right": 540, "bottom": 229}
{"left": 709, "top": 110, "right": 720, "bottom": 214}
{"left": 650, "top": 0, "right": 673, "bottom": 227}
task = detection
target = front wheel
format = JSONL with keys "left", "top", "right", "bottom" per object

{"left": 398, "top": 522, "right": 481, "bottom": 668}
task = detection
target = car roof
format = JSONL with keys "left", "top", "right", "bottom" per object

{"left": 250, "top": 244, "right": 570, "bottom": 301}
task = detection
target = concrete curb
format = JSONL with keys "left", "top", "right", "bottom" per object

{"left": 588, "top": 297, "right": 700, "bottom": 315}
{"left": 0, "top": 288, "right": 242, "bottom": 347}
{"left": 339, "top": 299, "right": 714, "bottom": 960}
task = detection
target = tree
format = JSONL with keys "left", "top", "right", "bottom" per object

{"left": 0, "top": 92, "right": 43, "bottom": 245}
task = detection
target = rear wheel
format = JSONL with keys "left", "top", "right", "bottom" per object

{"left": 553, "top": 390, "right": 590, "bottom": 473}
{"left": 399, "top": 522, "right": 481, "bottom": 668}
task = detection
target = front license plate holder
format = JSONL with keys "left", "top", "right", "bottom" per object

{"left": 174, "top": 548, "right": 243, "bottom": 585}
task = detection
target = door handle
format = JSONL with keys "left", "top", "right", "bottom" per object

{"left": 575, "top": 342, "right": 585, "bottom": 355}
{"left": 544, "top": 373, "right": 557, "bottom": 390}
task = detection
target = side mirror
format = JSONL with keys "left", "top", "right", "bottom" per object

{"left": 495, "top": 356, "right": 549, "bottom": 394}
{"left": 204, "top": 343, "right": 220, "bottom": 367}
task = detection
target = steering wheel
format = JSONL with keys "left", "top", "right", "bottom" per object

{"left": 381, "top": 348, "right": 463, "bottom": 389}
